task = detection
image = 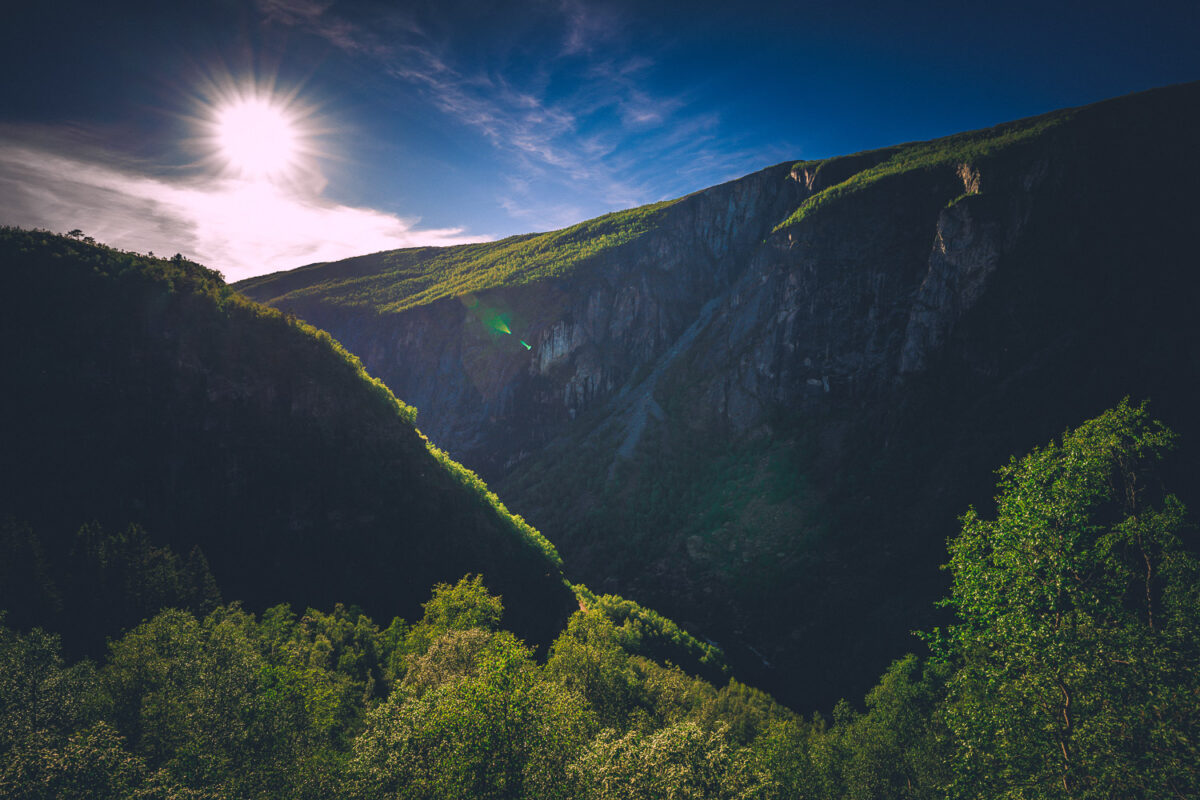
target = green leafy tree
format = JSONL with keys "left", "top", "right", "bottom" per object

{"left": 546, "top": 612, "right": 642, "bottom": 729}
{"left": 697, "top": 678, "right": 794, "bottom": 746}
{"left": 931, "top": 400, "right": 1200, "bottom": 799}
{"left": 103, "top": 606, "right": 336, "bottom": 798}
{"left": 568, "top": 720, "right": 748, "bottom": 800}
{"left": 743, "top": 716, "right": 830, "bottom": 800}
{"left": 635, "top": 658, "right": 718, "bottom": 730}
{"left": 404, "top": 575, "right": 505, "bottom": 656}
{"left": 419, "top": 575, "right": 504, "bottom": 632}
{"left": 259, "top": 603, "right": 387, "bottom": 711}
{"left": 0, "top": 621, "right": 104, "bottom": 755}
{"left": 400, "top": 628, "right": 493, "bottom": 697}
{"left": 0, "top": 723, "right": 155, "bottom": 800}
{"left": 825, "top": 655, "right": 951, "bottom": 800}
{"left": 350, "top": 630, "right": 593, "bottom": 800}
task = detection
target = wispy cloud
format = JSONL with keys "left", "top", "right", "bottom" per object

{"left": 497, "top": 175, "right": 585, "bottom": 230}
{"left": 384, "top": 42, "right": 700, "bottom": 221}
{"left": 256, "top": 0, "right": 401, "bottom": 59}
{"left": 258, "top": 0, "right": 785, "bottom": 231}
{"left": 560, "top": 0, "right": 622, "bottom": 56}
{"left": 0, "top": 133, "right": 485, "bottom": 282}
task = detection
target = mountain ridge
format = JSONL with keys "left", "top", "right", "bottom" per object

{"left": 237, "top": 79, "right": 1200, "bottom": 708}
{"left": 0, "top": 228, "right": 574, "bottom": 652}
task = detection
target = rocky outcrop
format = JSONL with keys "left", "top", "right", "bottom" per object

{"left": 900, "top": 158, "right": 1048, "bottom": 374}
{"left": 251, "top": 163, "right": 807, "bottom": 476}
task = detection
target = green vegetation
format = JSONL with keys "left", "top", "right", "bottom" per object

{"left": 930, "top": 399, "right": 1200, "bottom": 798}
{"left": 944, "top": 191, "right": 978, "bottom": 209}
{"left": 499, "top": 414, "right": 828, "bottom": 695}
{"left": 0, "top": 578, "right": 795, "bottom": 799}
{"left": 0, "top": 227, "right": 570, "bottom": 651}
{"left": 0, "top": 572, "right": 955, "bottom": 800}
{"left": 774, "top": 109, "right": 1073, "bottom": 231}
{"left": 0, "top": 520, "right": 221, "bottom": 656}
{"left": 425, "top": 439, "right": 562, "bottom": 568}
{"left": 573, "top": 585, "right": 728, "bottom": 680}
{"left": 6, "top": 402, "right": 1194, "bottom": 797}
{"left": 236, "top": 199, "right": 679, "bottom": 314}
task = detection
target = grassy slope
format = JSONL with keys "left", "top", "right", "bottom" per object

{"left": 236, "top": 198, "right": 679, "bottom": 313}
{"left": 775, "top": 106, "right": 1074, "bottom": 230}
{"left": 240, "top": 99, "right": 1078, "bottom": 319}
{"left": 240, "top": 83, "right": 1193, "bottom": 321}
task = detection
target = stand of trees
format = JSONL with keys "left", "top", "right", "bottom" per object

{"left": 2, "top": 401, "right": 1198, "bottom": 798}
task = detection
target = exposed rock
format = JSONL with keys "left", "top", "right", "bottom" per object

{"left": 250, "top": 162, "right": 806, "bottom": 477}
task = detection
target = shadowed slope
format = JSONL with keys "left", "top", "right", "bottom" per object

{"left": 0, "top": 228, "right": 574, "bottom": 652}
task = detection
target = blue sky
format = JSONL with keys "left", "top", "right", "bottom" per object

{"left": 1, "top": 0, "right": 1197, "bottom": 281}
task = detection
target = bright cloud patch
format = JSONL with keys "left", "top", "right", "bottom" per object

{"left": 0, "top": 138, "right": 485, "bottom": 282}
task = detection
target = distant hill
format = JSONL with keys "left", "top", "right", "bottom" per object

{"left": 0, "top": 228, "right": 574, "bottom": 652}
{"left": 235, "top": 199, "right": 680, "bottom": 315}
{"left": 237, "top": 80, "right": 1200, "bottom": 709}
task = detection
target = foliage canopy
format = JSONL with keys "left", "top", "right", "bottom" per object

{"left": 931, "top": 399, "right": 1200, "bottom": 799}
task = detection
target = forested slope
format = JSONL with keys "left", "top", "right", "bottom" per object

{"left": 0, "top": 228, "right": 573, "bottom": 652}
{"left": 3, "top": 404, "right": 1197, "bottom": 799}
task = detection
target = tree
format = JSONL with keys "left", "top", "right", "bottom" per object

{"left": 103, "top": 606, "right": 323, "bottom": 798}
{"left": 545, "top": 612, "right": 641, "bottom": 729}
{"left": 350, "top": 630, "right": 594, "bottom": 800}
{"left": 418, "top": 575, "right": 504, "bottom": 634}
{"left": 0, "top": 620, "right": 104, "bottom": 757}
{"left": 931, "top": 400, "right": 1200, "bottom": 799}
{"left": 568, "top": 720, "right": 748, "bottom": 800}
{"left": 823, "top": 655, "right": 951, "bottom": 800}
{"left": 0, "top": 723, "right": 152, "bottom": 800}
{"left": 744, "top": 716, "right": 829, "bottom": 800}
{"left": 403, "top": 575, "right": 505, "bottom": 656}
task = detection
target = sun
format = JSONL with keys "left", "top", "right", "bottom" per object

{"left": 190, "top": 74, "right": 328, "bottom": 186}
{"left": 215, "top": 98, "right": 298, "bottom": 179}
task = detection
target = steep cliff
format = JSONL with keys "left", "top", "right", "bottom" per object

{"left": 240, "top": 163, "right": 805, "bottom": 476}
{"left": 238, "top": 81, "right": 1200, "bottom": 708}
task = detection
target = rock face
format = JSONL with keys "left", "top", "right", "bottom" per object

{"left": 239, "top": 81, "right": 1200, "bottom": 709}
{"left": 899, "top": 159, "right": 1043, "bottom": 374}
{"left": 259, "top": 163, "right": 806, "bottom": 478}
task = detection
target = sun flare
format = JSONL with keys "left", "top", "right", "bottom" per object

{"left": 216, "top": 99, "right": 298, "bottom": 179}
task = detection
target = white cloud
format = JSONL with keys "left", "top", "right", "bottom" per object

{"left": 254, "top": 0, "right": 792, "bottom": 232}
{"left": 383, "top": 45, "right": 671, "bottom": 213}
{"left": 0, "top": 138, "right": 486, "bottom": 282}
